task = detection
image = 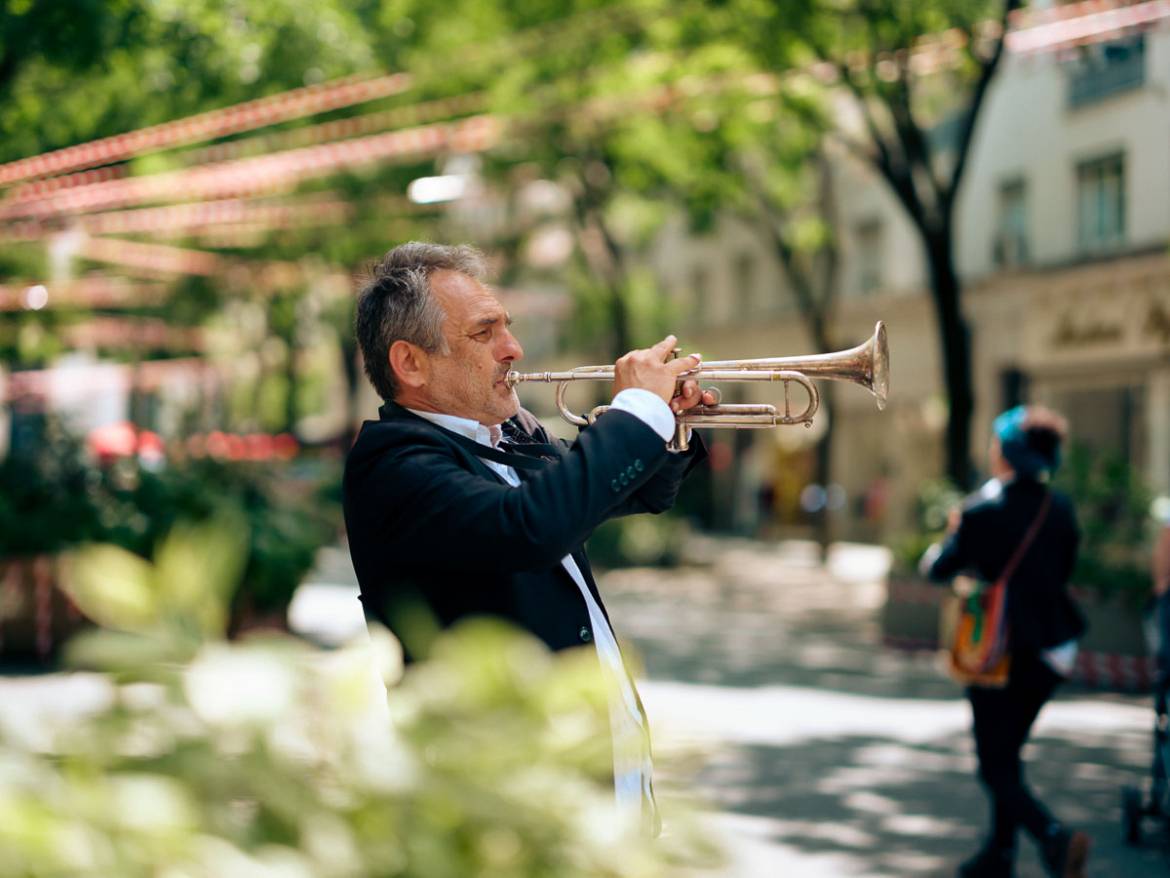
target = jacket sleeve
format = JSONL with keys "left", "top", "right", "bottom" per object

{"left": 923, "top": 534, "right": 964, "bottom": 582}
{"left": 531, "top": 408, "right": 706, "bottom": 517}
{"left": 347, "top": 410, "right": 673, "bottom": 574}
{"left": 1056, "top": 495, "right": 1081, "bottom": 588}
{"left": 610, "top": 430, "right": 707, "bottom": 516}
{"left": 921, "top": 512, "right": 977, "bottom": 582}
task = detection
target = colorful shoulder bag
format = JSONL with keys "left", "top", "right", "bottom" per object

{"left": 947, "top": 493, "right": 1052, "bottom": 688}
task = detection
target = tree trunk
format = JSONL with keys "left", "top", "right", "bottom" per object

{"left": 607, "top": 280, "right": 630, "bottom": 360}
{"left": 925, "top": 230, "right": 974, "bottom": 489}
{"left": 807, "top": 317, "right": 836, "bottom": 550}
{"left": 340, "top": 335, "right": 361, "bottom": 449}
{"left": 283, "top": 338, "right": 299, "bottom": 438}
{"left": 814, "top": 382, "right": 836, "bottom": 549}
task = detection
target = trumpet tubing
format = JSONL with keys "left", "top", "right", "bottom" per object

{"left": 505, "top": 321, "right": 889, "bottom": 450}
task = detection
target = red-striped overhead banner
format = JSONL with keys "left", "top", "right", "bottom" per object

{"left": 1007, "top": 0, "right": 1170, "bottom": 54}
{"left": 0, "top": 116, "right": 501, "bottom": 221}
{"left": 0, "top": 73, "right": 414, "bottom": 188}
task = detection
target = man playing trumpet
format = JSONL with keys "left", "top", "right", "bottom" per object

{"left": 343, "top": 242, "right": 712, "bottom": 830}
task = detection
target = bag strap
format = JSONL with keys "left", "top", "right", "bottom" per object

{"left": 997, "top": 491, "right": 1052, "bottom": 587}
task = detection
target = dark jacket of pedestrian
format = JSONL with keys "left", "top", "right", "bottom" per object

{"left": 925, "top": 477, "right": 1085, "bottom": 653}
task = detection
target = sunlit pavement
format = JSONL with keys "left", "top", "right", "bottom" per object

{"left": 601, "top": 537, "right": 1164, "bottom": 877}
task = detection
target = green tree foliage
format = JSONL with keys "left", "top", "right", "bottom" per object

{"left": 732, "top": 0, "right": 1022, "bottom": 488}
{"left": 0, "top": 0, "right": 144, "bottom": 95}
{"left": 367, "top": 0, "right": 785, "bottom": 357}
{"left": 0, "top": 0, "right": 379, "bottom": 163}
{"left": 1054, "top": 444, "right": 1156, "bottom": 604}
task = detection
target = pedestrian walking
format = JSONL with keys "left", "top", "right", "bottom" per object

{"left": 921, "top": 405, "right": 1090, "bottom": 878}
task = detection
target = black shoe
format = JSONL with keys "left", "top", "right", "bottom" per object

{"left": 1040, "top": 828, "right": 1091, "bottom": 877}
{"left": 957, "top": 845, "right": 1015, "bottom": 878}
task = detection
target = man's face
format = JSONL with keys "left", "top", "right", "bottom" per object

{"left": 424, "top": 269, "right": 524, "bottom": 425}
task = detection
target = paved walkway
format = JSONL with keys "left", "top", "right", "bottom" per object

{"left": 599, "top": 537, "right": 1163, "bottom": 877}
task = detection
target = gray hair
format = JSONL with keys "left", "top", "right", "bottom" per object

{"left": 354, "top": 242, "right": 489, "bottom": 401}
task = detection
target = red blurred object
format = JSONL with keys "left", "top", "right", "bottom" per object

{"left": 224, "top": 433, "right": 247, "bottom": 461}
{"left": 274, "top": 433, "right": 299, "bottom": 460}
{"left": 708, "top": 440, "right": 733, "bottom": 473}
{"left": 205, "top": 431, "right": 230, "bottom": 459}
{"left": 87, "top": 421, "right": 139, "bottom": 460}
{"left": 245, "top": 433, "right": 275, "bottom": 460}
{"left": 137, "top": 430, "right": 163, "bottom": 454}
{"left": 185, "top": 429, "right": 297, "bottom": 461}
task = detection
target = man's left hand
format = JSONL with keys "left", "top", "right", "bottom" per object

{"left": 671, "top": 380, "right": 718, "bottom": 414}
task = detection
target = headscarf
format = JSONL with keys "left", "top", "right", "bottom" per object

{"left": 993, "top": 405, "right": 1066, "bottom": 480}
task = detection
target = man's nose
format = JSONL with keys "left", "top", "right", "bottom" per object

{"left": 498, "top": 328, "right": 524, "bottom": 362}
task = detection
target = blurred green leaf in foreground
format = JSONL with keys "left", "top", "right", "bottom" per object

{"left": 0, "top": 520, "right": 719, "bottom": 876}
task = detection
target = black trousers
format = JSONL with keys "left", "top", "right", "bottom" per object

{"left": 967, "top": 649, "right": 1063, "bottom": 851}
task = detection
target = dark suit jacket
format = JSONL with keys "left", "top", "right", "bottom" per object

{"left": 343, "top": 400, "right": 706, "bottom": 660}
{"left": 926, "top": 478, "right": 1086, "bottom": 652}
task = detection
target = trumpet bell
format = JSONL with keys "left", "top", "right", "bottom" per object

{"left": 870, "top": 321, "right": 890, "bottom": 410}
{"left": 697, "top": 320, "right": 889, "bottom": 409}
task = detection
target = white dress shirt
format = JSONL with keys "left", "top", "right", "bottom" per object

{"left": 408, "top": 388, "right": 674, "bottom": 826}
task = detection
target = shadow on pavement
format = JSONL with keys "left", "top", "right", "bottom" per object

{"left": 667, "top": 730, "right": 1166, "bottom": 877}
{"left": 601, "top": 541, "right": 1168, "bottom": 876}
{"left": 603, "top": 554, "right": 960, "bottom": 700}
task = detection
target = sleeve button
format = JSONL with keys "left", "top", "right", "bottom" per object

{"left": 611, "top": 479, "right": 620, "bottom": 492}
{"left": 579, "top": 626, "right": 593, "bottom": 643}
{"left": 634, "top": 459, "right": 644, "bottom": 472}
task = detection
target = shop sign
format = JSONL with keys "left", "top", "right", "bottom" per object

{"left": 1027, "top": 284, "right": 1170, "bottom": 363}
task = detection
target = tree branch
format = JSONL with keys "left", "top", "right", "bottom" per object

{"left": 890, "top": 48, "right": 946, "bottom": 211}
{"left": 814, "top": 149, "right": 840, "bottom": 332}
{"left": 832, "top": 59, "right": 927, "bottom": 229}
{"left": 946, "top": 0, "right": 1023, "bottom": 209}
{"left": 831, "top": 130, "right": 880, "bottom": 166}
{"left": 745, "top": 184, "right": 824, "bottom": 342}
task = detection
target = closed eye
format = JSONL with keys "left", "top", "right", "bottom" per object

{"left": 470, "top": 312, "right": 509, "bottom": 342}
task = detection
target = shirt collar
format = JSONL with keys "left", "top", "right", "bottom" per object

{"left": 407, "top": 408, "right": 502, "bottom": 448}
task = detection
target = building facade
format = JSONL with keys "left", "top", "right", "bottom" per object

{"left": 649, "top": 23, "right": 1170, "bottom": 538}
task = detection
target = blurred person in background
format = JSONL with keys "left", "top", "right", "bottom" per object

{"left": 1151, "top": 520, "right": 1170, "bottom": 681}
{"left": 343, "top": 242, "right": 711, "bottom": 833}
{"left": 921, "top": 406, "right": 1090, "bottom": 878}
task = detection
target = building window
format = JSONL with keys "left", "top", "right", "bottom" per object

{"left": 1067, "top": 34, "right": 1145, "bottom": 109}
{"left": 732, "top": 251, "right": 757, "bottom": 317}
{"left": 993, "top": 179, "right": 1029, "bottom": 268}
{"left": 855, "top": 219, "right": 883, "bottom": 295}
{"left": 1077, "top": 154, "right": 1125, "bottom": 254}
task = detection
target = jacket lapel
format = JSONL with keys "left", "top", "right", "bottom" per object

{"left": 378, "top": 401, "right": 510, "bottom": 484}
{"left": 378, "top": 404, "right": 603, "bottom": 609}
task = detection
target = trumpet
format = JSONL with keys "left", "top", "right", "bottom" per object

{"left": 505, "top": 321, "right": 889, "bottom": 451}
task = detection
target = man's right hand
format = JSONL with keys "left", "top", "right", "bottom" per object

{"left": 612, "top": 335, "right": 700, "bottom": 405}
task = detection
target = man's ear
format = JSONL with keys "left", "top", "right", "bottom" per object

{"left": 389, "top": 340, "right": 428, "bottom": 389}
